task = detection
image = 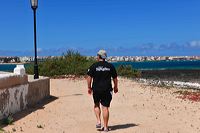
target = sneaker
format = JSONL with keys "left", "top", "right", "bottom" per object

{"left": 101, "top": 127, "right": 109, "bottom": 132}
{"left": 104, "top": 128, "right": 109, "bottom": 132}
{"left": 96, "top": 123, "right": 101, "bottom": 128}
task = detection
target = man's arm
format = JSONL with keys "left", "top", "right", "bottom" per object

{"left": 113, "top": 77, "right": 118, "bottom": 93}
{"left": 87, "top": 76, "right": 92, "bottom": 95}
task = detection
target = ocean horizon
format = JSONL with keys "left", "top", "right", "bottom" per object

{"left": 1, "top": 60, "right": 200, "bottom": 72}
{"left": 112, "top": 60, "right": 200, "bottom": 70}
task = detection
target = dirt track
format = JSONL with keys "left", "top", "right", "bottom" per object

{"left": 2, "top": 78, "right": 200, "bottom": 133}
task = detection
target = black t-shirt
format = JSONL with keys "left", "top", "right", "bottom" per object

{"left": 87, "top": 61, "right": 117, "bottom": 92}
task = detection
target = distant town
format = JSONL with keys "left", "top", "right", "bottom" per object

{"left": 0, "top": 56, "right": 49, "bottom": 63}
{"left": 0, "top": 56, "right": 200, "bottom": 63}
{"left": 107, "top": 56, "right": 200, "bottom": 62}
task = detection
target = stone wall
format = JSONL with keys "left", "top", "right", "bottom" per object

{"left": 0, "top": 73, "right": 50, "bottom": 120}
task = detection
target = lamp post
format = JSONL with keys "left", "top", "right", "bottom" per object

{"left": 31, "top": 0, "right": 39, "bottom": 79}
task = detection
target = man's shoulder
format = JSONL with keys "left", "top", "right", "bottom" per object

{"left": 89, "top": 62, "right": 99, "bottom": 68}
{"left": 91, "top": 62, "right": 99, "bottom": 66}
{"left": 99, "top": 61, "right": 114, "bottom": 68}
{"left": 91, "top": 61, "right": 113, "bottom": 68}
{"left": 105, "top": 61, "right": 114, "bottom": 67}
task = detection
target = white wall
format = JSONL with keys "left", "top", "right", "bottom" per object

{"left": 0, "top": 84, "right": 29, "bottom": 120}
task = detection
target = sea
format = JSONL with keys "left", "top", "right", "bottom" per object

{"left": 0, "top": 60, "right": 200, "bottom": 72}
{"left": 112, "top": 60, "right": 200, "bottom": 70}
{"left": 0, "top": 64, "right": 30, "bottom": 72}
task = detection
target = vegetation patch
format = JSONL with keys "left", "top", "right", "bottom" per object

{"left": 116, "top": 65, "right": 141, "bottom": 78}
{"left": 37, "top": 125, "right": 44, "bottom": 129}
{"left": 174, "top": 90, "right": 200, "bottom": 102}
{"left": 26, "top": 50, "right": 95, "bottom": 77}
{"left": 0, "top": 127, "right": 4, "bottom": 132}
{"left": 26, "top": 50, "right": 141, "bottom": 79}
{"left": 0, "top": 115, "right": 14, "bottom": 125}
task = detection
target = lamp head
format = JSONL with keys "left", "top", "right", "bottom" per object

{"left": 31, "top": 0, "right": 38, "bottom": 9}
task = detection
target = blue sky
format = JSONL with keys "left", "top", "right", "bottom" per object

{"left": 0, "top": 0, "right": 200, "bottom": 56}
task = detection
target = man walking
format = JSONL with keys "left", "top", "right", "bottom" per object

{"left": 87, "top": 50, "right": 118, "bottom": 132}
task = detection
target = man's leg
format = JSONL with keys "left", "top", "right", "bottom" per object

{"left": 94, "top": 103, "right": 101, "bottom": 125}
{"left": 101, "top": 91, "right": 112, "bottom": 131}
{"left": 102, "top": 106, "right": 109, "bottom": 130}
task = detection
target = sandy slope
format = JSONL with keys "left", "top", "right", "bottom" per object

{"left": 2, "top": 78, "right": 200, "bottom": 133}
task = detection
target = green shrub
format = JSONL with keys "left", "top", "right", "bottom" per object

{"left": 26, "top": 50, "right": 141, "bottom": 78}
{"left": 116, "top": 65, "right": 141, "bottom": 78}
{"left": 26, "top": 50, "right": 95, "bottom": 77}
{"left": 0, "top": 115, "right": 14, "bottom": 125}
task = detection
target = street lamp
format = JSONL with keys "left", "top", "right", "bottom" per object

{"left": 31, "top": 0, "right": 39, "bottom": 79}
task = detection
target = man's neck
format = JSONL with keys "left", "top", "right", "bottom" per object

{"left": 99, "top": 59, "right": 105, "bottom": 62}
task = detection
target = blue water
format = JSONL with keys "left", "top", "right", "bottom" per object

{"left": 112, "top": 60, "right": 200, "bottom": 70}
{"left": 0, "top": 60, "right": 200, "bottom": 71}
{"left": 0, "top": 64, "right": 30, "bottom": 72}
{"left": 0, "top": 64, "right": 17, "bottom": 72}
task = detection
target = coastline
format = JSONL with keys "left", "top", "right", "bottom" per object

{"left": 0, "top": 62, "right": 28, "bottom": 65}
{"left": 110, "top": 59, "right": 200, "bottom": 63}
{"left": 138, "top": 78, "right": 200, "bottom": 90}
{"left": 141, "top": 69, "right": 200, "bottom": 83}
{"left": 112, "top": 60, "right": 200, "bottom": 70}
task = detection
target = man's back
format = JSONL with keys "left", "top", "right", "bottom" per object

{"left": 87, "top": 61, "right": 117, "bottom": 92}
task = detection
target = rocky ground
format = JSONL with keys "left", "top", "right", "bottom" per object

{"left": 141, "top": 69, "right": 200, "bottom": 83}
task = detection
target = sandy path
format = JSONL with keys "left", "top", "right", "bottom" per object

{"left": 2, "top": 78, "right": 200, "bottom": 133}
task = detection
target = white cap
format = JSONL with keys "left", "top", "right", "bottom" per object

{"left": 97, "top": 49, "right": 107, "bottom": 59}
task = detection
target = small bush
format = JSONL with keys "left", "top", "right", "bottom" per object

{"left": 26, "top": 50, "right": 141, "bottom": 78}
{"left": 37, "top": 125, "right": 44, "bottom": 129}
{"left": 0, "top": 127, "right": 4, "bottom": 132}
{"left": 117, "top": 65, "right": 141, "bottom": 78}
{"left": 26, "top": 50, "right": 95, "bottom": 77}
{"left": 0, "top": 115, "right": 14, "bottom": 125}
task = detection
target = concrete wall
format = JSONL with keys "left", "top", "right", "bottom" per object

{"left": 0, "top": 74, "right": 28, "bottom": 90}
{"left": 27, "top": 77, "right": 50, "bottom": 107}
{"left": 0, "top": 73, "right": 50, "bottom": 120}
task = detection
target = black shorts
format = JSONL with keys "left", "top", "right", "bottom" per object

{"left": 93, "top": 90, "right": 112, "bottom": 107}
